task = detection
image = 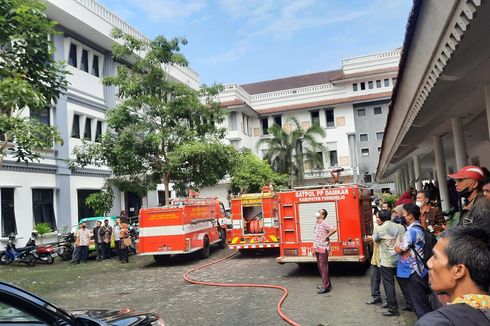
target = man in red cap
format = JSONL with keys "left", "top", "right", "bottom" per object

{"left": 448, "top": 166, "right": 490, "bottom": 235}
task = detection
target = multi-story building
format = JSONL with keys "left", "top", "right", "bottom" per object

{"left": 200, "top": 49, "right": 400, "bottom": 203}
{"left": 0, "top": 0, "right": 198, "bottom": 243}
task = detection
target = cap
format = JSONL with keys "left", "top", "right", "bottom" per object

{"left": 448, "top": 166, "right": 485, "bottom": 182}
{"left": 392, "top": 205, "right": 404, "bottom": 215}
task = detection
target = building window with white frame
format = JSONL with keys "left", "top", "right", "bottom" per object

{"left": 361, "top": 148, "right": 370, "bottom": 156}
{"left": 68, "top": 43, "right": 77, "bottom": 67}
{"left": 71, "top": 114, "right": 80, "bottom": 138}
{"left": 376, "top": 132, "right": 384, "bottom": 140}
{"left": 80, "top": 49, "right": 89, "bottom": 72}
{"left": 311, "top": 111, "right": 320, "bottom": 125}
{"left": 352, "top": 83, "right": 358, "bottom": 91}
{"left": 376, "top": 80, "right": 381, "bottom": 88}
{"left": 84, "top": 117, "right": 92, "bottom": 140}
{"left": 360, "top": 133, "right": 368, "bottom": 142}
{"left": 358, "top": 109, "right": 366, "bottom": 117}
{"left": 274, "top": 115, "right": 282, "bottom": 127}
{"left": 374, "top": 107, "right": 382, "bottom": 115}
{"left": 229, "top": 112, "right": 237, "bottom": 131}
{"left": 91, "top": 55, "right": 100, "bottom": 77}
{"left": 261, "top": 118, "right": 269, "bottom": 135}
{"left": 1, "top": 188, "right": 17, "bottom": 237}
{"left": 95, "top": 121, "right": 103, "bottom": 142}
{"left": 384, "top": 78, "right": 390, "bottom": 87}
{"left": 325, "top": 109, "right": 335, "bottom": 128}
{"left": 32, "top": 189, "right": 56, "bottom": 229}
{"left": 329, "top": 150, "right": 338, "bottom": 166}
{"left": 368, "top": 81, "right": 373, "bottom": 89}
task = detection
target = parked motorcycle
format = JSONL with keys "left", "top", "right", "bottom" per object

{"left": 0, "top": 233, "right": 37, "bottom": 266}
{"left": 56, "top": 232, "right": 75, "bottom": 261}
{"left": 25, "top": 232, "right": 58, "bottom": 264}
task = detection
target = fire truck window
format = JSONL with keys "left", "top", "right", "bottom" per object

{"left": 242, "top": 206, "right": 263, "bottom": 234}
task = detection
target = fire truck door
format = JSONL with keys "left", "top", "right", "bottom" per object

{"left": 297, "top": 202, "right": 339, "bottom": 243}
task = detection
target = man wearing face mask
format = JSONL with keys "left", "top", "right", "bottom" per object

{"left": 448, "top": 166, "right": 490, "bottom": 236}
{"left": 416, "top": 190, "right": 445, "bottom": 236}
{"left": 313, "top": 209, "right": 337, "bottom": 294}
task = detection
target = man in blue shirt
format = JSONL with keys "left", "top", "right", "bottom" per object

{"left": 395, "top": 204, "right": 433, "bottom": 319}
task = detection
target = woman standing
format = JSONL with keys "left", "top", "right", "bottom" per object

{"left": 119, "top": 223, "right": 130, "bottom": 263}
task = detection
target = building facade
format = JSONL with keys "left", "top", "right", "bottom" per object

{"left": 0, "top": 0, "right": 198, "bottom": 244}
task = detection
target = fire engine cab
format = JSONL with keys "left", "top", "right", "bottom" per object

{"left": 138, "top": 196, "right": 228, "bottom": 264}
{"left": 228, "top": 191, "right": 280, "bottom": 250}
{"left": 276, "top": 184, "right": 373, "bottom": 264}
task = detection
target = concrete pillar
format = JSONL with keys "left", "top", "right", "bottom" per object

{"left": 483, "top": 84, "right": 490, "bottom": 140}
{"left": 408, "top": 161, "right": 415, "bottom": 186}
{"left": 347, "top": 133, "right": 358, "bottom": 183}
{"left": 432, "top": 135, "right": 450, "bottom": 211}
{"left": 451, "top": 117, "right": 468, "bottom": 169}
{"left": 403, "top": 167, "right": 409, "bottom": 190}
{"left": 413, "top": 155, "right": 422, "bottom": 190}
{"left": 432, "top": 166, "right": 438, "bottom": 184}
{"left": 103, "top": 53, "right": 117, "bottom": 109}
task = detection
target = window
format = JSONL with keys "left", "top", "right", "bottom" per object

{"left": 364, "top": 174, "right": 372, "bottom": 183}
{"left": 0, "top": 301, "right": 43, "bottom": 324}
{"left": 158, "top": 190, "right": 166, "bottom": 206}
{"left": 84, "top": 118, "right": 92, "bottom": 140}
{"left": 314, "top": 152, "right": 324, "bottom": 169}
{"left": 229, "top": 112, "right": 237, "bottom": 130}
{"left": 368, "top": 81, "right": 373, "bottom": 89}
{"left": 329, "top": 150, "right": 338, "bottom": 166}
{"left": 360, "top": 133, "right": 368, "bottom": 142}
{"left": 274, "top": 115, "right": 282, "bottom": 127}
{"left": 80, "top": 49, "right": 88, "bottom": 72}
{"left": 384, "top": 79, "right": 390, "bottom": 87}
{"left": 95, "top": 121, "right": 102, "bottom": 142}
{"left": 91, "top": 55, "right": 100, "bottom": 77}
{"left": 30, "top": 107, "right": 50, "bottom": 125}
{"left": 32, "top": 189, "right": 56, "bottom": 228}
{"left": 358, "top": 109, "right": 366, "bottom": 117}
{"left": 361, "top": 148, "right": 370, "bottom": 156}
{"left": 376, "top": 80, "right": 381, "bottom": 88}
{"left": 378, "top": 147, "right": 382, "bottom": 155}
{"left": 325, "top": 109, "right": 335, "bottom": 127}
{"left": 71, "top": 114, "right": 80, "bottom": 138}
{"left": 68, "top": 44, "right": 77, "bottom": 67}
{"left": 360, "top": 82, "right": 366, "bottom": 90}
{"left": 1, "top": 188, "right": 16, "bottom": 237}
{"left": 310, "top": 111, "right": 320, "bottom": 125}
{"left": 376, "top": 132, "right": 384, "bottom": 140}
{"left": 77, "top": 190, "right": 97, "bottom": 221}
{"left": 374, "top": 107, "right": 382, "bottom": 115}
{"left": 352, "top": 83, "right": 358, "bottom": 91}
{"left": 392, "top": 77, "right": 397, "bottom": 86}
{"left": 261, "top": 118, "right": 269, "bottom": 135}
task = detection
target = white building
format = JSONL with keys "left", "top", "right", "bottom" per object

{"left": 200, "top": 49, "right": 400, "bottom": 204}
{"left": 0, "top": 0, "right": 199, "bottom": 244}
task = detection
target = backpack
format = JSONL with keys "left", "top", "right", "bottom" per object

{"left": 409, "top": 224, "right": 437, "bottom": 268}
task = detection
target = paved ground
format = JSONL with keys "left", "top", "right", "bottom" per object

{"left": 1, "top": 247, "right": 417, "bottom": 326}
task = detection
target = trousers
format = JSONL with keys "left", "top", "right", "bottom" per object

{"left": 370, "top": 265, "right": 381, "bottom": 299}
{"left": 380, "top": 266, "right": 398, "bottom": 310}
{"left": 315, "top": 251, "right": 331, "bottom": 290}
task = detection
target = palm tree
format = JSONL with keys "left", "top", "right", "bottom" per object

{"left": 257, "top": 117, "right": 325, "bottom": 187}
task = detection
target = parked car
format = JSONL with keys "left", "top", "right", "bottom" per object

{"left": 0, "top": 281, "right": 164, "bottom": 325}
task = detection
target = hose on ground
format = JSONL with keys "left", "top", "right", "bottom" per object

{"left": 183, "top": 251, "right": 300, "bottom": 326}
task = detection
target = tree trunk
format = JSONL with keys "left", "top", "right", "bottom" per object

{"left": 163, "top": 173, "right": 171, "bottom": 205}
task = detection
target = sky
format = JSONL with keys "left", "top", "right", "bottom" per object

{"left": 97, "top": 0, "right": 412, "bottom": 86}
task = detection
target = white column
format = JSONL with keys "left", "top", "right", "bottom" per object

{"left": 484, "top": 84, "right": 490, "bottom": 140}
{"left": 413, "top": 155, "right": 422, "bottom": 191}
{"left": 451, "top": 117, "right": 468, "bottom": 169}
{"left": 403, "top": 167, "right": 409, "bottom": 190}
{"left": 432, "top": 166, "right": 438, "bottom": 184}
{"left": 432, "top": 135, "right": 450, "bottom": 211}
{"left": 408, "top": 161, "right": 415, "bottom": 186}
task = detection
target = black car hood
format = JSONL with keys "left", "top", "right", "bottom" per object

{"left": 70, "top": 308, "right": 159, "bottom": 325}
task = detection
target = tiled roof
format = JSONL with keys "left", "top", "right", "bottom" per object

{"left": 332, "top": 67, "right": 399, "bottom": 81}
{"left": 257, "top": 91, "right": 392, "bottom": 114}
{"left": 220, "top": 99, "right": 246, "bottom": 107}
{"left": 240, "top": 70, "right": 343, "bottom": 95}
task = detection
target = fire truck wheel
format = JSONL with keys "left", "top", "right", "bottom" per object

{"left": 218, "top": 229, "right": 226, "bottom": 249}
{"left": 153, "top": 255, "right": 171, "bottom": 265}
{"left": 198, "top": 236, "right": 210, "bottom": 259}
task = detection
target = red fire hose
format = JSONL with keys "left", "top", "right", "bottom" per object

{"left": 183, "top": 251, "right": 301, "bottom": 326}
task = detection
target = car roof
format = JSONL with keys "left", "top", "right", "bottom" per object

{"left": 79, "top": 216, "right": 117, "bottom": 222}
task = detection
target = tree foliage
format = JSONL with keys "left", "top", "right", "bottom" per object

{"left": 230, "top": 149, "right": 289, "bottom": 194}
{"left": 85, "top": 183, "right": 114, "bottom": 217}
{"left": 0, "top": 0, "right": 68, "bottom": 166}
{"left": 257, "top": 117, "right": 325, "bottom": 187}
{"left": 69, "top": 29, "right": 234, "bottom": 203}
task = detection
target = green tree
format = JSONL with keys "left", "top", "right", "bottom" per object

{"left": 85, "top": 182, "right": 114, "bottom": 217}
{"left": 0, "top": 0, "right": 68, "bottom": 167}
{"left": 230, "top": 149, "right": 288, "bottom": 194}
{"left": 257, "top": 117, "right": 325, "bottom": 187}
{"left": 69, "top": 29, "right": 233, "bottom": 203}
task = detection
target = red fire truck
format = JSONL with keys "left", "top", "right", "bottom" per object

{"left": 276, "top": 184, "right": 372, "bottom": 264}
{"left": 138, "top": 197, "right": 228, "bottom": 264}
{"left": 228, "top": 192, "right": 280, "bottom": 250}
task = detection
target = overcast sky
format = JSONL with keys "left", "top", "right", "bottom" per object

{"left": 98, "top": 0, "right": 412, "bottom": 86}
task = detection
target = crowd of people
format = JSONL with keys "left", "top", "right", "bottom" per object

{"left": 312, "top": 165, "right": 489, "bottom": 324}
{"left": 72, "top": 217, "right": 132, "bottom": 264}
{"left": 363, "top": 165, "right": 490, "bottom": 323}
